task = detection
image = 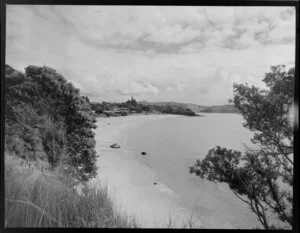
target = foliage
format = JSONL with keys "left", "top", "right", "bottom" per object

{"left": 121, "top": 97, "right": 143, "bottom": 112}
{"left": 91, "top": 97, "right": 198, "bottom": 117}
{"left": 5, "top": 65, "right": 98, "bottom": 182}
{"left": 5, "top": 154, "right": 139, "bottom": 228}
{"left": 66, "top": 95, "right": 98, "bottom": 181}
{"left": 190, "top": 65, "right": 294, "bottom": 229}
{"left": 200, "top": 104, "right": 239, "bottom": 113}
{"left": 156, "top": 104, "right": 197, "bottom": 116}
{"left": 232, "top": 65, "right": 294, "bottom": 187}
{"left": 92, "top": 102, "right": 104, "bottom": 114}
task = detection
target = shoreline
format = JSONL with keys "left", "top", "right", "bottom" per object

{"left": 90, "top": 114, "right": 201, "bottom": 228}
{"left": 89, "top": 114, "right": 260, "bottom": 229}
{"left": 95, "top": 112, "right": 204, "bottom": 118}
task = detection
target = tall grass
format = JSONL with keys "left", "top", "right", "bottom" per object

{"left": 5, "top": 154, "right": 203, "bottom": 228}
{"left": 5, "top": 154, "right": 139, "bottom": 228}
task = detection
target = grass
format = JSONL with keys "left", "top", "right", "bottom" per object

{"left": 164, "top": 211, "right": 201, "bottom": 229}
{"left": 4, "top": 154, "right": 139, "bottom": 228}
{"left": 5, "top": 153, "right": 202, "bottom": 228}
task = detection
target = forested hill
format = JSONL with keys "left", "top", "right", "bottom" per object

{"left": 90, "top": 98, "right": 239, "bottom": 118}
{"left": 199, "top": 104, "right": 240, "bottom": 113}
{"left": 139, "top": 101, "right": 239, "bottom": 113}
{"left": 91, "top": 97, "right": 199, "bottom": 117}
{"left": 5, "top": 64, "right": 98, "bottom": 182}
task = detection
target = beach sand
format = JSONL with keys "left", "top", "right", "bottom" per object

{"left": 89, "top": 114, "right": 258, "bottom": 229}
{"left": 90, "top": 114, "right": 202, "bottom": 228}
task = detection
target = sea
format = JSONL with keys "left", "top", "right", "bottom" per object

{"left": 119, "top": 113, "right": 260, "bottom": 228}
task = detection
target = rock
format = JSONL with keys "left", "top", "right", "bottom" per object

{"left": 153, "top": 182, "right": 157, "bottom": 185}
{"left": 141, "top": 152, "right": 147, "bottom": 155}
{"left": 110, "top": 143, "right": 120, "bottom": 149}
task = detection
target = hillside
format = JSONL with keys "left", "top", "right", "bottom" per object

{"left": 139, "top": 101, "right": 239, "bottom": 113}
{"left": 4, "top": 64, "right": 139, "bottom": 227}
{"left": 5, "top": 64, "right": 98, "bottom": 181}
{"left": 200, "top": 104, "right": 240, "bottom": 113}
{"left": 91, "top": 98, "right": 199, "bottom": 117}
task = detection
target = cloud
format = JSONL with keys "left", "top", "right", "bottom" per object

{"left": 51, "top": 6, "right": 206, "bottom": 50}
{"left": 202, "top": 7, "right": 295, "bottom": 50}
{"left": 179, "top": 42, "right": 205, "bottom": 53}
{"left": 144, "top": 24, "right": 200, "bottom": 44}
{"left": 198, "top": 87, "right": 209, "bottom": 94}
{"left": 6, "top": 6, "right": 296, "bottom": 105}
{"left": 166, "top": 86, "right": 175, "bottom": 92}
{"left": 118, "top": 81, "right": 159, "bottom": 96}
{"left": 8, "top": 5, "right": 295, "bottom": 55}
{"left": 280, "top": 8, "right": 295, "bottom": 20}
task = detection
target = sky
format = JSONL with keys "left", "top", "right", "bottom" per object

{"left": 6, "top": 5, "right": 296, "bottom": 105}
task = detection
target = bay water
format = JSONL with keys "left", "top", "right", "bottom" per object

{"left": 120, "top": 113, "right": 260, "bottom": 228}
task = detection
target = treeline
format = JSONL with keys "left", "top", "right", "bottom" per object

{"left": 152, "top": 104, "right": 197, "bottom": 116}
{"left": 199, "top": 104, "right": 239, "bottom": 113}
{"left": 139, "top": 101, "right": 240, "bottom": 113}
{"left": 91, "top": 97, "right": 198, "bottom": 117}
{"left": 190, "top": 65, "right": 294, "bottom": 229}
{"left": 91, "top": 97, "right": 149, "bottom": 116}
{"left": 5, "top": 64, "right": 98, "bottom": 182}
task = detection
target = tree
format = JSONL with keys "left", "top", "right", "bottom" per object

{"left": 91, "top": 103, "right": 104, "bottom": 114}
{"left": 5, "top": 65, "right": 98, "bottom": 181}
{"left": 66, "top": 94, "right": 98, "bottom": 181}
{"left": 190, "top": 65, "right": 294, "bottom": 229}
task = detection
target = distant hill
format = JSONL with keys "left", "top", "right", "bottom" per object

{"left": 199, "top": 104, "right": 240, "bottom": 113}
{"left": 138, "top": 101, "right": 239, "bottom": 113}
{"left": 139, "top": 101, "right": 206, "bottom": 112}
{"left": 92, "top": 98, "right": 199, "bottom": 117}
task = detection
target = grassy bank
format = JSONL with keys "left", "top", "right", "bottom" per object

{"left": 5, "top": 153, "right": 202, "bottom": 228}
{"left": 4, "top": 154, "right": 139, "bottom": 228}
{"left": 4, "top": 65, "right": 198, "bottom": 229}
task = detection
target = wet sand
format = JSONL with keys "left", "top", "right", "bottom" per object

{"left": 90, "top": 114, "right": 201, "bottom": 228}
{"left": 89, "top": 114, "right": 259, "bottom": 229}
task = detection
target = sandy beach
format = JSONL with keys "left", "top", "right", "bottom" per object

{"left": 89, "top": 114, "right": 260, "bottom": 229}
{"left": 90, "top": 114, "right": 202, "bottom": 228}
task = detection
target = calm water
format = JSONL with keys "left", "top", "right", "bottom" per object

{"left": 122, "top": 113, "right": 259, "bottom": 228}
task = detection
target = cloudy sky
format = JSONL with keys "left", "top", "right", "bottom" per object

{"left": 6, "top": 5, "right": 295, "bottom": 105}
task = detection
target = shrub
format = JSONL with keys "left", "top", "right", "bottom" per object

{"left": 190, "top": 65, "right": 294, "bottom": 229}
{"left": 5, "top": 65, "right": 98, "bottom": 181}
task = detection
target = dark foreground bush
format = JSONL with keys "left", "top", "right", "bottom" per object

{"left": 5, "top": 154, "right": 139, "bottom": 228}
{"left": 5, "top": 65, "right": 98, "bottom": 182}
